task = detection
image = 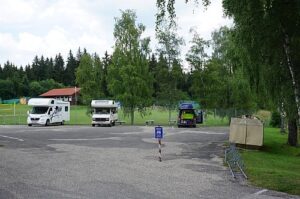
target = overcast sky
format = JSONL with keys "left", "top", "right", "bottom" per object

{"left": 0, "top": 0, "right": 232, "bottom": 68}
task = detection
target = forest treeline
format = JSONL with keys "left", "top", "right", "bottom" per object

{"left": 0, "top": 49, "right": 80, "bottom": 99}
{"left": 0, "top": 26, "right": 260, "bottom": 112}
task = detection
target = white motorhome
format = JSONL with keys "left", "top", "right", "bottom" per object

{"left": 27, "top": 98, "right": 70, "bottom": 126}
{"left": 91, "top": 100, "right": 118, "bottom": 127}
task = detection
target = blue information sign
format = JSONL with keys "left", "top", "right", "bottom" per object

{"left": 155, "top": 126, "right": 163, "bottom": 139}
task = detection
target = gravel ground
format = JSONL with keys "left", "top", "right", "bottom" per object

{"left": 0, "top": 125, "right": 299, "bottom": 199}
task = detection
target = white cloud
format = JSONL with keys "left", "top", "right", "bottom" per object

{"left": 0, "top": 0, "right": 231, "bottom": 67}
{"left": 177, "top": 0, "right": 232, "bottom": 40}
{"left": 0, "top": 33, "right": 17, "bottom": 49}
{"left": 18, "top": 32, "right": 43, "bottom": 52}
{"left": 0, "top": 0, "right": 38, "bottom": 23}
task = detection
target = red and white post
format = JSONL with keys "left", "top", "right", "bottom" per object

{"left": 158, "top": 139, "right": 162, "bottom": 162}
{"left": 155, "top": 126, "right": 163, "bottom": 162}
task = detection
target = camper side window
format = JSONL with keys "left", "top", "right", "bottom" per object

{"left": 55, "top": 106, "right": 62, "bottom": 113}
{"left": 65, "top": 106, "right": 68, "bottom": 112}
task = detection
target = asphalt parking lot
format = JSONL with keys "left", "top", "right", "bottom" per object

{"left": 0, "top": 125, "right": 298, "bottom": 199}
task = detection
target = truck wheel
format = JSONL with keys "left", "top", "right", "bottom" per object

{"left": 61, "top": 121, "right": 64, "bottom": 125}
{"left": 28, "top": 124, "right": 32, "bottom": 127}
{"left": 45, "top": 119, "right": 50, "bottom": 126}
{"left": 112, "top": 122, "right": 115, "bottom": 126}
{"left": 192, "top": 125, "right": 196, "bottom": 128}
{"left": 92, "top": 124, "right": 95, "bottom": 127}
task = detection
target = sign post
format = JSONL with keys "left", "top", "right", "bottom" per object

{"left": 154, "top": 126, "right": 163, "bottom": 162}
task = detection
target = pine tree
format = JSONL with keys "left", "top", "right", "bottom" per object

{"left": 64, "top": 50, "right": 78, "bottom": 86}
{"left": 53, "top": 53, "right": 65, "bottom": 83}
{"left": 101, "top": 51, "right": 111, "bottom": 97}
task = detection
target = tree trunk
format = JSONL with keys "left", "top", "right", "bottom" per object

{"left": 130, "top": 107, "right": 134, "bottom": 125}
{"left": 288, "top": 118, "right": 298, "bottom": 146}
{"left": 280, "top": 102, "right": 286, "bottom": 134}
{"left": 282, "top": 30, "right": 300, "bottom": 126}
{"left": 168, "top": 106, "right": 171, "bottom": 123}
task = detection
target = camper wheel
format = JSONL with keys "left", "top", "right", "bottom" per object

{"left": 61, "top": 121, "right": 64, "bottom": 125}
{"left": 28, "top": 124, "right": 32, "bottom": 127}
{"left": 92, "top": 124, "right": 95, "bottom": 127}
{"left": 45, "top": 119, "right": 50, "bottom": 126}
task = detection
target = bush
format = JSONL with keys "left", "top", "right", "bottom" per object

{"left": 270, "top": 111, "right": 281, "bottom": 127}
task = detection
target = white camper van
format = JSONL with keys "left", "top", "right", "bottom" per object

{"left": 27, "top": 98, "right": 70, "bottom": 126}
{"left": 91, "top": 100, "right": 118, "bottom": 127}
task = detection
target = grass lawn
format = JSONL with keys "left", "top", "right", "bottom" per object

{"left": 66, "top": 106, "right": 230, "bottom": 126}
{"left": 0, "top": 104, "right": 30, "bottom": 125}
{"left": 241, "top": 128, "right": 300, "bottom": 195}
{"left": 0, "top": 104, "right": 229, "bottom": 126}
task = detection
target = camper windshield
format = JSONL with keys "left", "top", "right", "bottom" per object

{"left": 31, "top": 106, "right": 49, "bottom": 114}
{"left": 95, "top": 108, "right": 110, "bottom": 114}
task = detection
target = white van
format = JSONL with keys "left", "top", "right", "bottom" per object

{"left": 27, "top": 98, "right": 70, "bottom": 126}
{"left": 91, "top": 100, "right": 118, "bottom": 127}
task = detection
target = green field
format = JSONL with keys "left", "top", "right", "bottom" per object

{"left": 0, "top": 104, "right": 30, "bottom": 125}
{"left": 241, "top": 128, "right": 300, "bottom": 195}
{"left": 0, "top": 104, "right": 229, "bottom": 126}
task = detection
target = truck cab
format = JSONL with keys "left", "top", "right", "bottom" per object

{"left": 91, "top": 100, "right": 118, "bottom": 127}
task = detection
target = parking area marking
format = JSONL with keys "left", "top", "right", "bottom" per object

{"left": 254, "top": 189, "right": 268, "bottom": 195}
{"left": 48, "top": 137, "right": 122, "bottom": 141}
{"left": 0, "top": 135, "right": 24, "bottom": 142}
{"left": 183, "top": 131, "right": 225, "bottom": 134}
{"left": 166, "top": 131, "right": 226, "bottom": 136}
{"left": 14, "top": 126, "right": 92, "bottom": 133}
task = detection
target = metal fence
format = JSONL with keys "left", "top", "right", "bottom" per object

{"left": 225, "top": 143, "right": 248, "bottom": 179}
{"left": 0, "top": 114, "right": 27, "bottom": 125}
{"left": 0, "top": 104, "right": 28, "bottom": 125}
{"left": 205, "top": 108, "right": 255, "bottom": 119}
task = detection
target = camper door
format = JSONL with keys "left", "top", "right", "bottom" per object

{"left": 111, "top": 107, "right": 118, "bottom": 121}
{"left": 51, "top": 106, "right": 62, "bottom": 123}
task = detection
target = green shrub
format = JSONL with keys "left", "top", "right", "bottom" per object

{"left": 270, "top": 111, "right": 281, "bottom": 127}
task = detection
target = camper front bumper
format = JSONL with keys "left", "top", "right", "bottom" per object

{"left": 92, "top": 118, "right": 111, "bottom": 125}
{"left": 27, "top": 117, "right": 47, "bottom": 125}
